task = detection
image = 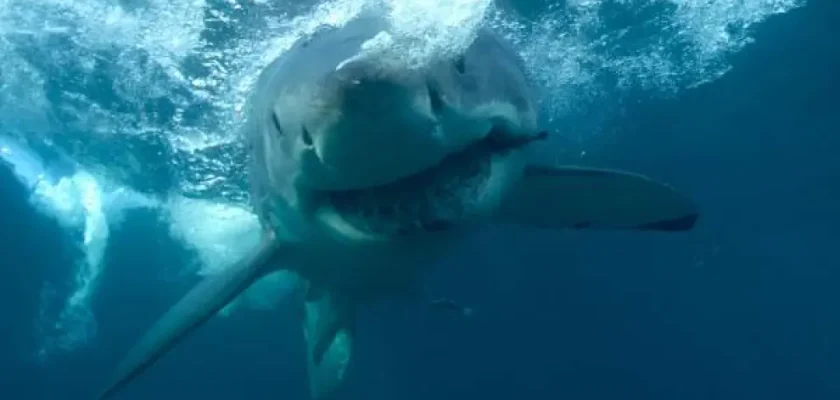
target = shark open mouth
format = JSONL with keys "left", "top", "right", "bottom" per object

{"left": 326, "top": 128, "right": 546, "bottom": 236}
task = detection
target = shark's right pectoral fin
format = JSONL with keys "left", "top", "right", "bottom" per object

{"left": 97, "top": 235, "right": 283, "bottom": 400}
{"left": 302, "top": 286, "right": 356, "bottom": 400}
{"left": 496, "top": 164, "right": 699, "bottom": 231}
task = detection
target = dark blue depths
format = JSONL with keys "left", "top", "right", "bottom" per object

{"left": 2, "top": 1, "right": 840, "bottom": 399}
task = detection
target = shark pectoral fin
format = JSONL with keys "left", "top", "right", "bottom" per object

{"left": 496, "top": 164, "right": 699, "bottom": 231}
{"left": 303, "top": 287, "right": 355, "bottom": 400}
{"left": 97, "top": 235, "right": 283, "bottom": 400}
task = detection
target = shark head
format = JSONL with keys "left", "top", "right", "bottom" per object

{"left": 247, "top": 15, "right": 544, "bottom": 241}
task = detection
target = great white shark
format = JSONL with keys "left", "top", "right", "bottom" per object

{"left": 96, "top": 13, "right": 699, "bottom": 400}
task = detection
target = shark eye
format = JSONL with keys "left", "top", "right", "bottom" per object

{"left": 427, "top": 84, "right": 444, "bottom": 116}
{"left": 301, "top": 125, "right": 314, "bottom": 147}
{"left": 271, "top": 112, "right": 284, "bottom": 136}
{"left": 454, "top": 56, "right": 466, "bottom": 74}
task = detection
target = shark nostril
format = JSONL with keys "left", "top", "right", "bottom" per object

{"left": 427, "top": 84, "right": 444, "bottom": 116}
{"left": 301, "top": 125, "right": 314, "bottom": 147}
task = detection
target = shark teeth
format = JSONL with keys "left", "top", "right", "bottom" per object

{"left": 315, "top": 203, "right": 388, "bottom": 242}
{"left": 483, "top": 128, "right": 548, "bottom": 151}
{"left": 326, "top": 141, "right": 492, "bottom": 237}
{"left": 321, "top": 126, "right": 542, "bottom": 239}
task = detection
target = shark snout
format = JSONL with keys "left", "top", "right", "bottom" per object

{"left": 297, "top": 72, "right": 458, "bottom": 191}
{"left": 292, "top": 58, "right": 540, "bottom": 192}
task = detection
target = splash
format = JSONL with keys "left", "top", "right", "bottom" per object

{"left": 166, "top": 195, "right": 262, "bottom": 276}
{"left": 496, "top": 0, "right": 805, "bottom": 121}
{"left": 165, "top": 195, "right": 303, "bottom": 316}
{"left": 346, "top": 0, "right": 495, "bottom": 69}
{"left": 1, "top": 135, "right": 159, "bottom": 359}
{"left": 0, "top": 0, "right": 806, "bottom": 359}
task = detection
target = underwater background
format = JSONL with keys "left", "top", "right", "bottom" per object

{"left": 1, "top": 0, "right": 839, "bottom": 399}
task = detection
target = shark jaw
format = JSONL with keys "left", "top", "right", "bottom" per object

{"left": 315, "top": 127, "right": 547, "bottom": 240}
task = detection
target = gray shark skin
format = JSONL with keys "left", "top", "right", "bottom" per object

{"left": 95, "top": 12, "right": 699, "bottom": 400}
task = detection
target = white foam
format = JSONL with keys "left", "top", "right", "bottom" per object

{"left": 38, "top": 175, "right": 159, "bottom": 359}
{"left": 502, "top": 0, "right": 805, "bottom": 119}
{"left": 348, "top": 0, "right": 493, "bottom": 69}
{"left": 0, "top": 138, "right": 49, "bottom": 191}
{"left": 165, "top": 195, "right": 303, "bottom": 316}
{"left": 166, "top": 195, "right": 262, "bottom": 276}
{"left": 1, "top": 136, "right": 160, "bottom": 359}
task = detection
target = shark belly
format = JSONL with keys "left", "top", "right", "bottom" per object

{"left": 287, "top": 226, "right": 470, "bottom": 400}
{"left": 294, "top": 226, "right": 471, "bottom": 299}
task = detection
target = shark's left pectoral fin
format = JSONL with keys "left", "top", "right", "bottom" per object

{"left": 303, "top": 286, "right": 356, "bottom": 400}
{"left": 97, "top": 235, "right": 283, "bottom": 400}
{"left": 496, "top": 164, "right": 699, "bottom": 231}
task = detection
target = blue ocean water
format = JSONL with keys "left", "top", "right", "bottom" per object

{"left": 1, "top": 0, "right": 838, "bottom": 399}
